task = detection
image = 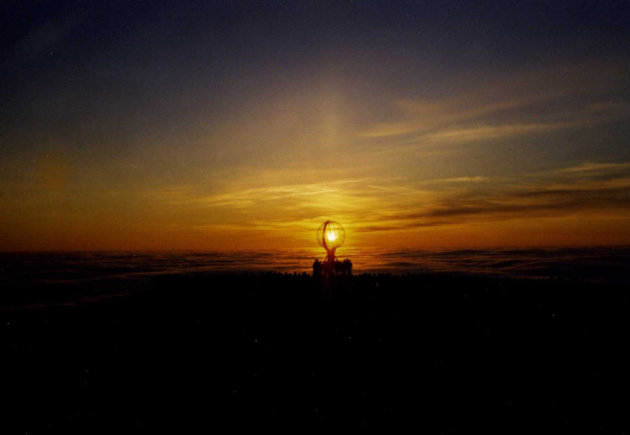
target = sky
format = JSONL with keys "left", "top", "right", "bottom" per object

{"left": 1, "top": 0, "right": 630, "bottom": 251}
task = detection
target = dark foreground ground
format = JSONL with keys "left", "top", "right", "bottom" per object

{"left": 2, "top": 273, "right": 630, "bottom": 433}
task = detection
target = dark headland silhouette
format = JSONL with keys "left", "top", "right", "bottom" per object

{"left": 2, "top": 246, "right": 630, "bottom": 432}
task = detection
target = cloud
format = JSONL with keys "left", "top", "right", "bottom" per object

{"left": 365, "top": 162, "right": 630, "bottom": 232}
{"left": 141, "top": 159, "right": 630, "bottom": 244}
{"left": 358, "top": 64, "right": 630, "bottom": 151}
{"left": 560, "top": 162, "right": 630, "bottom": 174}
{"left": 428, "top": 176, "right": 487, "bottom": 184}
{"left": 417, "top": 122, "right": 569, "bottom": 145}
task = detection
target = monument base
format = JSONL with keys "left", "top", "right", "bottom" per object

{"left": 312, "top": 258, "right": 352, "bottom": 278}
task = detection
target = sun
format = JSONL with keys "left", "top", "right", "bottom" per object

{"left": 326, "top": 231, "right": 337, "bottom": 242}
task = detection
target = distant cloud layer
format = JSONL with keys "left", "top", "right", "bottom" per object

{"left": 122, "top": 159, "right": 630, "bottom": 248}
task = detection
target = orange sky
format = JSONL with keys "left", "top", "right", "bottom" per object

{"left": 3, "top": 149, "right": 630, "bottom": 251}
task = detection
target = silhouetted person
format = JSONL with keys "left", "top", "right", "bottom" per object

{"left": 312, "top": 259, "right": 322, "bottom": 278}
{"left": 343, "top": 259, "right": 353, "bottom": 276}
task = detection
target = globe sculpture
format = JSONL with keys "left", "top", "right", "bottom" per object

{"left": 313, "top": 220, "right": 352, "bottom": 278}
{"left": 317, "top": 220, "right": 345, "bottom": 262}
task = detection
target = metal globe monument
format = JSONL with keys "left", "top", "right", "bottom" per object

{"left": 313, "top": 219, "right": 352, "bottom": 277}
{"left": 316, "top": 220, "right": 345, "bottom": 262}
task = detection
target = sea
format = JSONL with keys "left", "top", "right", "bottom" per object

{"left": 1, "top": 246, "right": 629, "bottom": 288}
